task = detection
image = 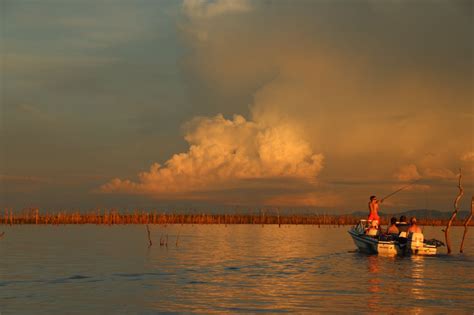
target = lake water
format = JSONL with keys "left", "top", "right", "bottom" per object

{"left": 1, "top": 225, "right": 473, "bottom": 314}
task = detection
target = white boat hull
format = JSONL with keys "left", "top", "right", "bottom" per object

{"left": 348, "top": 222, "right": 438, "bottom": 256}
{"left": 348, "top": 229, "right": 379, "bottom": 254}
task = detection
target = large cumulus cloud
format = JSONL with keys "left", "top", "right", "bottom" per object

{"left": 101, "top": 114, "right": 324, "bottom": 205}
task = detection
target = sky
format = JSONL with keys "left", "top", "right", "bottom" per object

{"left": 1, "top": 0, "right": 473, "bottom": 213}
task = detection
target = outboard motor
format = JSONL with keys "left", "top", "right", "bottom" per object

{"left": 398, "top": 231, "right": 408, "bottom": 244}
{"left": 410, "top": 232, "right": 424, "bottom": 254}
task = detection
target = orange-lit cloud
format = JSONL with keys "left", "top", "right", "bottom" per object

{"left": 183, "top": 0, "right": 252, "bottom": 19}
{"left": 394, "top": 163, "right": 457, "bottom": 182}
{"left": 461, "top": 151, "right": 474, "bottom": 162}
{"left": 100, "top": 1, "right": 471, "bottom": 209}
{"left": 100, "top": 114, "right": 323, "bottom": 203}
{"left": 264, "top": 192, "right": 342, "bottom": 208}
{"left": 394, "top": 164, "right": 421, "bottom": 181}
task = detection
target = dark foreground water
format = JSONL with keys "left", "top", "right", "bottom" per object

{"left": 1, "top": 225, "right": 473, "bottom": 314}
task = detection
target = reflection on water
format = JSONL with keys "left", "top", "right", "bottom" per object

{"left": 410, "top": 255, "right": 425, "bottom": 301}
{"left": 367, "top": 255, "right": 381, "bottom": 312}
{"left": 0, "top": 225, "right": 473, "bottom": 313}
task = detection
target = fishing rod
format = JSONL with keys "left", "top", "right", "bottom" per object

{"left": 381, "top": 178, "right": 422, "bottom": 202}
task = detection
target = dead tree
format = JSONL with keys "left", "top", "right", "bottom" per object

{"left": 277, "top": 208, "right": 281, "bottom": 228}
{"left": 444, "top": 169, "right": 464, "bottom": 254}
{"left": 146, "top": 224, "right": 152, "bottom": 247}
{"left": 460, "top": 197, "right": 473, "bottom": 253}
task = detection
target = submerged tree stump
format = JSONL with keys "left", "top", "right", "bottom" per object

{"left": 146, "top": 224, "right": 152, "bottom": 247}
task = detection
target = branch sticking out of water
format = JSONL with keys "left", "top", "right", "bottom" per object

{"left": 445, "top": 169, "right": 464, "bottom": 254}
{"left": 277, "top": 208, "right": 281, "bottom": 228}
{"left": 0, "top": 231, "right": 4, "bottom": 239}
{"left": 146, "top": 224, "right": 152, "bottom": 247}
{"left": 460, "top": 197, "right": 473, "bottom": 253}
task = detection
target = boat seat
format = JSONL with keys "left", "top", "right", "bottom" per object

{"left": 366, "top": 228, "right": 378, "bottom": 236}
{"left": 398, "top": 231, "right": 408, "bottom": 244}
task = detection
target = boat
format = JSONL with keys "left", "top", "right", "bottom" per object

{"left": 348, "top": 219, "right": 442, "bottom": 256}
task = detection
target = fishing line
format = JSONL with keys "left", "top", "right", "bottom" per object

{"left": 381, "top": 178, "right": 422, "bottom": 202}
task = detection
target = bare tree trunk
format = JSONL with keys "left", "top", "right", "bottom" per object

{"left": 277, "top": 208, "right": 281, "bottom": 228}
{"left": 146, "top": 224, "right": 152, "bottom": 247}
{"left": 444, "top": 169, "right": 464, "bottom": 254}
{"left": 460, "top": 197, "right": 473, "bottom": 253}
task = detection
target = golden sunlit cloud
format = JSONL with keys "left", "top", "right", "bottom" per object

{"left": 461, "top": 151, "right": 474, "bottom": 162}
{"left": 100, "top": 114, "right": 324, "bottom": 202}
{"left": 394, "top": 164, "right": 421, "bottom": 181}
{"left": 394, "top": 163, "right": 456, "bottom": 183}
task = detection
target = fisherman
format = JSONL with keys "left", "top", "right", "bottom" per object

{"left": 408, "top": 217, "right": 422, "bottom": 234}
{"left": 386, "top": 217, "right": 399, "bottom": 235}
{"left": 368, "top": 195, "right": 383, "bottom": 226}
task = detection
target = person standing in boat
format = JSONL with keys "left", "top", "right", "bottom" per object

{"left": 368, "top": 195, "right": 383, "bottom": 225}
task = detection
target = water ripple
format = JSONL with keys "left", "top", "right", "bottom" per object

{"left": 0, "top": 225, "right": 472, "bottom": 313}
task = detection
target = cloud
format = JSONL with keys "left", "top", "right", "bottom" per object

{"left": 394, "top": 164, "right": 421, "bottom": 181}
{"left": 396, "top": 162, "right": 457, "bottom": 178}
{"left": 15, "top": 104, "right": 55, "bottom": 122}
{"left": 183, "top": 0, "right": 252, "bottom": 19}
{"left": 460, "top": 151, "right": 474, "bottom": 174}
{"left": 264, "top": 192, "right": 342, "bottom": 207}
{"left": 3, "top": 53, "right": 118, "bottom": 91}
{"left": 461, "top": 151, "right": 474, "bottom": 162}
{"left": 0, "top": 175, "right": 52, "bottom": 193}
{"left": 104, "top": 1, "right": 471, "bottom": 210}
{"left": 100, "top": 114, "right": 324, "bottom": 204}
{"left": 423, "top": 168, "right": 457, "bottom": 179}
{"left": 0, "top": 175, "right": 50, "bottom": 184}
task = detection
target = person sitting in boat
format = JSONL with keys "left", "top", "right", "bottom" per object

{"left": 368, "top": 195, "right": 383, "bottom": 226}
{"left": 386, "top": 217, "right": 399, "bottom": 235}
{"left": 408, "top": 217, "right": 422, "bottom": 234}
{"left": 407, "top": 217, "right": 424, "bottom": 252}
{"left": 366, "top": 220, "right": 379, "bottom": 237}
{"left": 396, "top": 215, "right": 409, "bottom": 233}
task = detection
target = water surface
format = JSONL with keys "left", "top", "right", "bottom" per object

{"left": 1, "top": 225, "right": 473, "bottom": 313}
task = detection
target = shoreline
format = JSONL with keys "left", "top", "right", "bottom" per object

{"left": 1, "top": 211, "right": 471, "bottom": 226}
